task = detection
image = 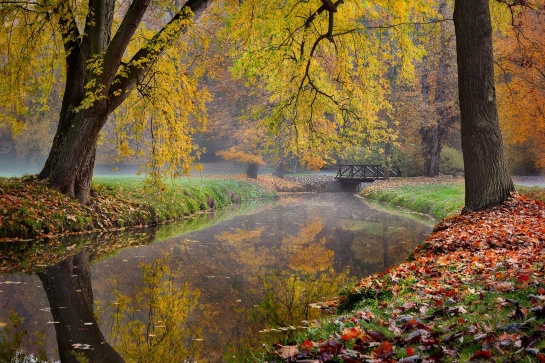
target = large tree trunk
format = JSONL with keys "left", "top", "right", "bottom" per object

{"left": 454, "top": 0, "right": 514, "bottom": 210}
{"left": 37, "top": 250, "right": 125, "bottom": 363}
{"left": 40, "top": 105, "right": 108, "bottom": 204}
{"left": 37, "top": 0, "right": 213, "bottom": 204}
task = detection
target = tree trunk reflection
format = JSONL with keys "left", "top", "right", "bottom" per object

{"left": 37, "top": 250, "right": 125, "bottom": 363}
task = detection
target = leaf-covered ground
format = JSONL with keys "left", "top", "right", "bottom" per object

{"left": 0, "top": 175, "right": 274, "bottom": 241}
{"left": 258, "top": 194, "right": 545, "bottom": 362}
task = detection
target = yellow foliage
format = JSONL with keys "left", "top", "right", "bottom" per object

{"left": 110, "top": 260, "right": 202, "bottom": 363}
{"left": 221, "top": 0, "right": 437, "bottom": 167}
{"left": 112, "top": 19, "right": 212, "bottom": 180}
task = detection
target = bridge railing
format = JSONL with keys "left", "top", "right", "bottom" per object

{"left": 335, "top": 164, "right": 401, "bottom": 181}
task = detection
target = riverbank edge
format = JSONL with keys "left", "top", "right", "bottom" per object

{"left": 359, "top": 176, "right": 545, "bottom": 220}
{"left": 250, "top": 178, "right": 545, "bottom": 362}
{"left": 0, "top": 175, "right": 278, "bottom": 241}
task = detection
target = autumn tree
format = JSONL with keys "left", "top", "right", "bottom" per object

{"left": 224, "top": 1, "right": 435, "bottom": 171}
{"left": 206, "top": 66, "right": 270, "bottom": 179}
{"left": 418, "top": 1, "right": 460, "bottom": 177}
{"left": 111, "top": 260, "right": 202, "bottom": 363}
{"left": 1, "top": 0, "right": 213, "bottom": 204}
{"left": 453, "top": 0, "right": 515, "bottom": 210}
{"left": 495, "top": 2, "right": 545, "bottom": 174}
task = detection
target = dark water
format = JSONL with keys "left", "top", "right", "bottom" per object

{"left": 0, "top": 193, "right": 432, "bottom": 362}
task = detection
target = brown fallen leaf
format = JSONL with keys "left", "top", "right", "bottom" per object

{"left": 276, "top": 344, "right": 298, "bottom": 359}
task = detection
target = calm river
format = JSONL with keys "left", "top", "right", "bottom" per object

{"left": 0, "top": 192, "right": 433, "bottom": 362}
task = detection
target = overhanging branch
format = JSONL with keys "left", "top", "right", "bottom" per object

{"left": 107, "top": 0, "right": 213, "bottom": 113}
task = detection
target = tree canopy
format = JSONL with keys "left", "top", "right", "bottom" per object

{"left": 0, "top": 0, "right": 536, "bottom": 209}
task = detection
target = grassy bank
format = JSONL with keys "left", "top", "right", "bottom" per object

{"left": 359, "top": 177, "right": 465, "bottom": 220}
{"left": 245, "top": 178, "right": 545, "bottom": 363}
{"left": 360, "top": 177, "right": 545, "bottom": 220}
{"left": 0, "top": 175, "right": 275, "bottom": 241}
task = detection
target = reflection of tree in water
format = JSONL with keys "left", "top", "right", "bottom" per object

{"left": 110, "top": 259, "right": 204, "bottom": 363}
{"left": 212, "top": 217, "right": 349, "bottom": 361}
{"left": 254, "top": 270, "right": 349, "bottom": 327}
{"left": 1, "top": 194, "right": 432, "bottom": 362}
{"left": 38, "top": 250, "right": 124, "bottom": 363}
{"left": 5, "top": 252, "right": 203, "bottom": 363}
{"left": 216, "top": 218, "right": 335, "bottom": 274}
{"left": 222, "top": 270, "right": 350, "bottom": 362}
{"left": 282, "top": 219, "right": 334, "bottom": 273}
{"left": 0, "top": 311, "right": 48, "bottom": 362}
{"left": 333, "top": 215, "right": 430, "bottom": 276}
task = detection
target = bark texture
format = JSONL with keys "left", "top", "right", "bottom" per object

{"left": 37, "top": 251, "right": 125, "bottom": 363}
{"left": 454, "top": 0, "right": 514, "bottom": 210}
{"left": 39, "top": 0, "right": 213, "bottom": 204}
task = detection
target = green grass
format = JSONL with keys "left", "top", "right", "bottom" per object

{"left": 92, "top": 176, "right": 275, "bottom": 222}
{"left": 360, "top": 178, "right": 545, "bottom": 220}
{"left": 360, "top": 180, "right": 465, "bottom": 220}
{"left": 0, "top": 176, "right": 276, "bottom": 240}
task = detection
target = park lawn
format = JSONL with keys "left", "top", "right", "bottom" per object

{"left": 0, "top": 175, "right": 275, "bottom": 241}
{"left": 360, "top": 176, "right": 545, "bottom": 220}
{"left": 247, "top": 178, "right": 545, "bottom": 363}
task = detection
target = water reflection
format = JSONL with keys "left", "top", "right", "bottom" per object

{"left": 38, "top": 250, "right": 124, "bottom": 363}
{"left": 0, "top": 193, "right": 433, "bottom": 362}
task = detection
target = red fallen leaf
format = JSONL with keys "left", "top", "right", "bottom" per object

{"left": 421, "top": 337, "right": 440, "bottom": 347}
{"left": 517, "top": 274, "right": 529, "bottom": 283}
{"left": 319, "top": 339, "right": 343, "bottom": 354}
{"left": 406, "top": 346, "right": 415, "bottom": 356}
{"left": 470, "top": 350, "right": 491, "bottom": 361}
{"left": 341, "top": 327, "right": 364, "bottom": 341}
{"left": 373, "top": 341, "right": 393, "bottom": 359}
{"left": 537, "top": 354, "right": 545, "bottom": 362}
{"left": 366, "top": 330, "right": 388, "bottom": 342}
{"left": 301, "top": 339, "right": 316, "bottom": 349}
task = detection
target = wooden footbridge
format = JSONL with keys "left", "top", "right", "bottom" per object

{"left": 335, "top": 164, "right": 401, "bottom": 183}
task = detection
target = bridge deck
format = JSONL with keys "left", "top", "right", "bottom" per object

{"left": 334, "top": 164, "right": 401, "bottom": 182}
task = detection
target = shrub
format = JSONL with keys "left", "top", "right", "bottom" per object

{"left": 440, "top": 146, "right": 464, "bottom": 175}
